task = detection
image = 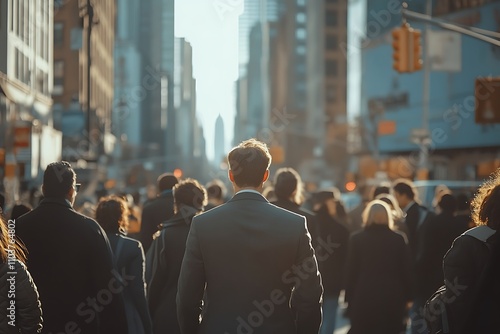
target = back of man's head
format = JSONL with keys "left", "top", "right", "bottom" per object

{"left": 157, "top": 173, "right": 179, "bottom": 193}
{"left": 43, "top": 162, "right": 76, "bottom": 199}
{"left": 227, "top": 139, "right": 272, "bottom": 188}
{"left": 392, "top": 179, "right": 416, "bottom": 200}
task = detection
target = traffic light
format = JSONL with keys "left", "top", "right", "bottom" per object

{"left": 392, "top": 26, "right": 409, "bottom": 73}
{"left": 392, "top": 24, "right": 423, "bottom": 73}
{"left": 411, "top": 29, "right": 423, "bottom": 71}
{"left": 475, "top": 77, "right": 500, "bottom": 123}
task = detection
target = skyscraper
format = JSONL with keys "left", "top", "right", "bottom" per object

{"left": 214, "top": 115, "right": 226, "bottom": 167}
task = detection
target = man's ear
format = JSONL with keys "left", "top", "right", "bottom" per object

{"left": 262, "top": 170, "right": 269, "bottom": 183}
{"left": 228, "top": 170, "right": 235, "bottom": 183}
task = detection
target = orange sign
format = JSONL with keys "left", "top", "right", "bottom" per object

{"left": 14, "top": 126, "right": 31, "bottom": 148}
{"left": 378, "top": 120, "right": 396, "bottom": 136}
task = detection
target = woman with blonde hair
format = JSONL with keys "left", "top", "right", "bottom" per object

{"left": 345, "top": 200, "right": 413, "bottom": 334}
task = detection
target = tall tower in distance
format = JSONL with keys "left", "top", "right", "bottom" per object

{"left": 214, "top": 115, "right": 226, "bottom": 167}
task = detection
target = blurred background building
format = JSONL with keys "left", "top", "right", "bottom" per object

{"left": 0, "top": 0, "right": 62, "bottom": 208}
{"left": 350, "top": 0, "right": 500, "bottom": 186}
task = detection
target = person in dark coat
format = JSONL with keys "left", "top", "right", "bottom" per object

{"left": 345, "top": 200, "right": 413, "bottom": 334}
{"left": 0, "top": 215, "right": 42, "bottom": 333}
{"left": 15, "top": 162, "right": 128, "bottom": 334}
{"left": 139, "top": 173, "right": 179, "bottom": 252}
{"left": 147, "top": 179, "right": 207, "bottom": 334}
{"left": 271, "top": 167, "right": 318, "bottom": 245}
{"left": 441, "top": 169, "right": 500, "bottom": 334}
{"left": 95, "top": 196, "right": 152, "bottom": 334}
{"left": 176, "top": 139, "right": 322, "bottom": 334}
{"left": 311, "top": 191, "right": 350, "bottom": 334}
{"left": 10, "top": 202, "right": 32, "bottom": 220}
{"left": 417, "top": 193, "right": 468, "bottom": 303}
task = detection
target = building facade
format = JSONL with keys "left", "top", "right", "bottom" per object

{"left": 357, "top": 0, "right": 500, "bottom": 181}
{"left": 53, "top": 0, "right": 116, "bottom": 160}
{"left": 0, "top": 0, "right": 62, "bottom": 205}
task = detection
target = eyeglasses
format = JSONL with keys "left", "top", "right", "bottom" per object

{"left": 74, "top": 183, "right": 81, "bottom": 192}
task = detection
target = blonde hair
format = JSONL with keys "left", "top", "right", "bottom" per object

{"left": 362, "top": 199, "right": 394, "bottom": 229}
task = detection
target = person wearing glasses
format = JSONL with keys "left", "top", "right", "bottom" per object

{"left": 15, "top": 161, "right": 128, "bottom": 334}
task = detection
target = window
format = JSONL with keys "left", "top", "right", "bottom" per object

{"left": 296, "top": 12, "right": 306, "bottom": 24}
{"left": 53, "top": 60, "right": 64, "bottom": 95}
{"left": 296, "top": 45, "right": 306, "bottom": 55}
{"left": 326, "top": 84, "right": 337, "bottom": 103}
{"left": 326, "top": 10, "right": 338, "bottom": 27}
{"left": 326, "top": 35, "right": 338, "bottom": 50}
{"left": 326, "top": 60, "right": 338, "bottom": 77}
{"left": 54, "top": 22, "right": 64, "bottom": 47}
{"left": 296, "top": 28, "right": 306, "bottom": 40}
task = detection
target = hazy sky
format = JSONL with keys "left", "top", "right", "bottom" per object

{"left": 175, "top": 0, "right": 243, "bottom": 161}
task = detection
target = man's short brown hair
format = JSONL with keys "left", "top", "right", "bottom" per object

{"left": 227, "top": 139, "right": 272, "bottom": 188}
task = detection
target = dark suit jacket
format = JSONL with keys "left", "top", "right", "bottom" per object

{"left": 15, "top": 198, "right": 128, "bottom": 334}
{"left": 140, "top": 190, "right": 175, "bottom": 252}
{"left": 107, "top": 233, "right": 152, "bottom": 334}
{"left": 176, "top": 191, "right": 323, "bottom": 334}
{"left": 148, "top": 212, "right": 196, "bottom": 334}
{"left": 271, "top": 199, "right": 318, "bottom": 245}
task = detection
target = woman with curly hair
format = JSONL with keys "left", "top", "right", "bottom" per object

{"left": 95, "top": 196, "right": 152, "bottom": 334}
{"left": 0, "top": 215, "right": 43, "bottom": 333}
{"left": 440, "top": 168, "right": 500, "bottom": 334}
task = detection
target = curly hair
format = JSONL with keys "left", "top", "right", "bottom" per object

{"left": 95, "top": 196, "right": 129, "bottom": 233}
{"left": 471, "top": 168, "right": 500, "bottom": 229}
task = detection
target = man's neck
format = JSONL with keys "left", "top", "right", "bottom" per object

{"left": 233, "top": 185, "right": 262, "bottom": 194}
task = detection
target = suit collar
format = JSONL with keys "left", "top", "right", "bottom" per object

{"left": 40, "top": 197, "right": 74, "bottom": 209}
{"left": 229, "top": 191, "right": 268, "bottom": 203}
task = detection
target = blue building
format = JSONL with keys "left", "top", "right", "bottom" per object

{"left": 358, "top": 0, "right": 500, "bottom": 180}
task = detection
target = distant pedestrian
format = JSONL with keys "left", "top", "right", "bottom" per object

{"left": 95, "top": 196, "right": 152, "bottom": 334}
{"left": 311, "top": 190, "right": 349, "bottom": 334}
{"left": 15, "top": 161, "right": 128, "bottom": 334}
{"left": 393, "top": 179, "right": 434, "bottom": 333}
{"left": 9, "top": 202, "right": 32, "bottom": 220}
{"left": 147, "top": 179, "right": 207, "bottom": 334}
{"left": 271, "top": 167, "right": 318, "bottom": 243}
{"left": 176, "top": 139, "right": 322, "bottom": 334}
{"left": 204, "top": 179, "right": 226, "bottom": 211}
{"left": 140, "top": 173, "right": 179, "bottom": 252}
{"left": 0, "top": 215, "right": 43, "bottom": 333}
{"left": 440, "top": 169, "right": 500, "bottom": 333}
{"left": 345, "top": 200, "right": 413, "bottom": 334}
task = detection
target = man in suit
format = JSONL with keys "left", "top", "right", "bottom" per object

{"left": 393, "top": 178, "right": 434, "bottom": 334}
{"left": 16, "top": 161, "right": 128, "bottom": 334}
{"left": 177, "top": 139, "right": 323, "bottom": 334}
{"left": 140, "top": 173, "right": 179, "bottom": 252}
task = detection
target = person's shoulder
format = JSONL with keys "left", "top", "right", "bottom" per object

{"left": 390, "top": 229, "right": 409, "bottom": 244}
{"left": 118, "top": 234, "right": 144, "bottom": 251}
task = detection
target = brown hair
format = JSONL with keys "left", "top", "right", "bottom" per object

{"left": 471, "top": 168, "right": 500, "bottom": 229}
{"left": 227, "top": 139, "right": 272, "bottom": 188}
{"left": 173, "top": 178, "right": 207, "bottom": 213}
{"left": 274, "top": 167, "right": 303, "bottom": 204}
{"left": 95, "top": 196, "right": 129, "bottom": 233}
{"left": 1, "top": 216, "right": 27, "bottom": 263}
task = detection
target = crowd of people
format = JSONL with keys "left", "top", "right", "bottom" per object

{"left": 0, "top": 138, "right": 499, "bottom": 334}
